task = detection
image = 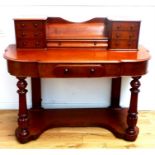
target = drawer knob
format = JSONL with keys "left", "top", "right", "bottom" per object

{"left": 130, "top": 26, "right": 134, "bottom": 30}
{"left": 116, "top": 34, "right": 120, "bottom": 38}
{"left": 35, "top": 41, "right": 40, "bottom": 47}
{"left": 90, "top": 68, "right": 95, "bottom": 73}
{"left": 21, "top": 23, "right": 25, "bottom": 27}
{"left": 21, "top": 32, "right": 26, "bottom": 37}
{"left": 116, "top": 26, "right": 120, "bottom": 30}
{"left": 129, "top": 34, "right": 134, "bottom": 39}
{"left": 22, "top": 42, "right": 27, "bottom": 46}
{"left": 34, "top": 23, "right": 38, "bottom": 27}
{"left": 64, "top": 68, "right": 69, "bottom": 74}
{"left": 115, "top": 42, "right": 119, "bottom": 47}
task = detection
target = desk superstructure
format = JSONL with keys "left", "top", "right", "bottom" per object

{"left": 4, "top": 17, "right": 150, "bottom": 143}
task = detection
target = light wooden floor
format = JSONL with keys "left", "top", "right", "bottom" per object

{"left": 0, "top": 110, "right": 155, "bottom": 148}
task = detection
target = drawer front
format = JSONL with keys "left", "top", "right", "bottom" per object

{"left": 110, "top": 40, "right": 137, "bottom": 49}
{"left": 112, "top": 22, "right": 140, "bottom": 31}
{"left": 39, "top": 64, "right": 121, "bottom": 77}
{"left": 47, "top": 40, "right": 108, "bottom": 48}
{"left": 111, "top": 31, "right": 138, "bottom": 40}
{"left": 15, "top": 20, "right": 44, "bottom": 30}
{"left": 39, "top": 64, "right": 105, "bottom": 77}
{"left": 17, "top": 39, "right": 45, "bottom": 48}
{"left": 16, "top": 30, "right": 45, "bottom": 39}
{"left": 54, "top": 65, "right": 104, "bottom": 77}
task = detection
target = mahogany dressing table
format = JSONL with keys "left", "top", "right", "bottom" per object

{"left": 4, "top": 17, "right": 150, "bottom": 143}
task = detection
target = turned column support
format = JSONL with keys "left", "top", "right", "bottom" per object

{"left": 16, "top": 77, "right": 29, "bottom": 143}
{"left": 125, "top": 76, "right": 141, "bottom": 141}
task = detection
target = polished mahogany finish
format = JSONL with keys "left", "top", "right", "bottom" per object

{"left": 4, "top": 17, "right": 150, "bottom": 143}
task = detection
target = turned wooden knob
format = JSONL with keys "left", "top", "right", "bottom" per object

{"left": 21, "top": 23, "right": 25, "bottom": 27}
{"left": 116, "top": 34, "right": 120, "bottom": 38}
{"left": 34, "top": 23, "right": 38, "bottom": 27}
{"left": 64, "top": 68, "right": 69, "bottom": 74}
{"left": 130, "top": 26, "right": 134, "bottom": 30}
{"left": 116, "top": 26, "right": 120, "bottom": 30}
{"left": 90, "top": 68, "right": 95, "bottom": 73}
{"left": 21, "top": 32, "right": 26, "bottom": 37}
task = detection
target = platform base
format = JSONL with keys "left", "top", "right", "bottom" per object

{"left": 15, "top": 108, "right": 139, "bottom": 143}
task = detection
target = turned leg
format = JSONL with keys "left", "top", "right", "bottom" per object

{"left": 16, "top": 77, "right": 29, "bottom": 143}
{"left": 110, "top": 77, "right": 121, "bottom": 108}
{"left": 125, "top": 76, "right": 141, "bottom": 141}
{"left": 31, "top": 78, "right": 42, "bottom": 109}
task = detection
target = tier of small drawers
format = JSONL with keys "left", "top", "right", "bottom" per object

{"left": 109, "top": 21, "right": 140, "bottom": 50}
{"left": 15, "top": 20, "right": 46, "bottom": 48}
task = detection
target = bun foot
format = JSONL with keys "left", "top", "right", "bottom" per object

{"left": 15, "top": 128, "right": 31, "bottom": 144}
{"left": 124, "top": 126, "right": 139, "bottom": 141}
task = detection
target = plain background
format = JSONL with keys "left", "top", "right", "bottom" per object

{"left": 0, "top": 0, "right": 155, "bottom": 110}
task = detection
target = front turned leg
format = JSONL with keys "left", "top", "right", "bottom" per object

{"left": 16, "top": 77, "right": 29, "bottom": 143}
{"left": 125, "top": 76, "right": 141, "bottom": 141}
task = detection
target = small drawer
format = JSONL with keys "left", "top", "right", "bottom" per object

{"left": 39, "top": 64, "right": 104, "bottom": 77}
{"left": 15, "top": 20, "right": 44, "bottom": 30}
{"left": 110, "top": 40, "right": 137, "bottom": 49}
{"left": 112, "top": 31, "right": 138, "bottom": 40}
{"left": 46, "top": 40, "right": 108, "bottom": 48}
{"left": 16, "top": 30, "right": 45, "bottom": 39}
{"left": 54, "top": 65, "right": 104, "bottom": 77}
{"left": 112, "top": 22, "right": 140, "bottom": 31}
{"left": 17, "top": 39, "right": 45, "bottom": 48}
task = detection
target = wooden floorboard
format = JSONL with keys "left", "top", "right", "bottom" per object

{"left": 0, "top": 110, "right": 155, "bottom": 148}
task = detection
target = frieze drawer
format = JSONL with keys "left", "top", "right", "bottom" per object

{"left": 38, "top": 64, "right": 121, "bottom": 77}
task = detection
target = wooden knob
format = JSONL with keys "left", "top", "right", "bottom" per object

{"left": 116, "top": 34, "right": 120, "bottom": 38}
{"left": 115, "top": 42, "right": 119, "bottom": 47}
{"left": 34, "top": 23, "right": 38, "bottom": 27}
{"left": 130, "top": 26, "right": 134, "bottom": 30}
{"left": 128, "top": 42, "right": 132, "bottom": 47}
{"left": 21, "top": 23, "right": 25, "bottom": 27}
{"left": 129, "top": 34, "right": 134, "bottom": 39}
{"left": 21, "top": 32, "right": 26, "bottom": 37}
{"left": 64, "top": 68, "right": 69, "bottom": 74}
{"left": 116, "top": 26, "right": 120, "bottom": 30}
{"left": 90, "top": 68, "right": 95, "bottom": 73}
{"left": 35, "top": 41, "right": 40, "bottom": 47}
{"left": 23, "top": 42, "right": 27, "bottom": 46}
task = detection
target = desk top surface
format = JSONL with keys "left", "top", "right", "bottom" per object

{"left": 4, "top": 44, "right": 150, "bottom": 64}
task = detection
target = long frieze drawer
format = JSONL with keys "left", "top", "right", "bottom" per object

{"left": 16, "top": 31, "right": 45, "bottom": 38}
{"left": 46, "top": 40, "right": 108, "bottom": 48}
{"left": 110, "top": 40, "right": 137, "bottom": 49}
{"left": 15, "top": 20, "right": 44, "bottom": 30}
{"left": 47, "top": 64, "right": 104, "bottom": 77}
{"left": 16, "top": 39, "right": 45, "bottom": 48}
{"left": 38, "top": 64, "right": 121, "bottom": 77}
{"left": 112, "top": 22, "right": 140, "bottom": 31}
{"left": 111, "top": 31, "right": 138, "bottom": 40}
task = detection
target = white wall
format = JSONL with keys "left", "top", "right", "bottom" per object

{"left": 0, "top": 1, "right": 155, "bottom": 110}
